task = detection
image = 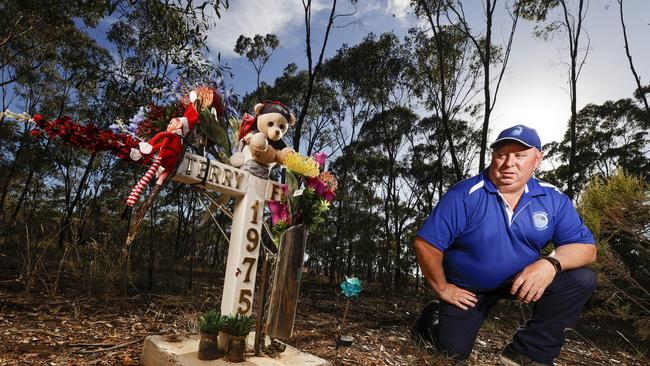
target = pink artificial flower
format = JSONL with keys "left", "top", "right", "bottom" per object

{"left": 323, "top": 190, "right": 335, "bottom": 202}
{"left": 312, "top": 152, "right": 327, "bottom": 168}
{"left": 306, "top": 177, "right": 336, "bottom": 202}
{"left": 306, "top": 177, "right": 327, "bottom": 196}
{"left": 268, "top": 200, "right": 290, "bottom": 225}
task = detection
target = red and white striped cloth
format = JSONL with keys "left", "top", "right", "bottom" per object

{"left": 126, "top": 156, "right": 161, "bottom": 207}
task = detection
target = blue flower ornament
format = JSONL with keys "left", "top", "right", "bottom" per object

{"left": 340, "top": 276, "right": 363, "bottom": 298}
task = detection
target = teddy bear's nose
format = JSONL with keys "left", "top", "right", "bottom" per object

{"left": 275, "top": 130, "right": 280, "bottom": 136}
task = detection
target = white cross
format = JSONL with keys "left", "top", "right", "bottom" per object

{"left": 172, "top": 152, "right": 283, "bottom": 315}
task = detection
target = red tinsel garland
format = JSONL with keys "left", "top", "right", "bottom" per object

{"left": 32, "top": 114, "right": 153, "bottom": 165}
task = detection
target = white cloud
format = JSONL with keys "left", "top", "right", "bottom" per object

{"left": 206, "top": 1, "right": 328, "bottom": 59}
{"left": 386, "top": 0, "right": 411, "bottom": 20}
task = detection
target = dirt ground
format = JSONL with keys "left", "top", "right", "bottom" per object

{"left": 0, "top": 272, "right": 647, "bottom": 366}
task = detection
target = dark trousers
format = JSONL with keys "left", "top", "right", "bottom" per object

{"left": 416, "top": 268, "right": 597, "bottom": 364}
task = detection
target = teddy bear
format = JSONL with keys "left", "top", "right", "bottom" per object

{"left": 230, "top": 100, "right": 296, "bottom": 172}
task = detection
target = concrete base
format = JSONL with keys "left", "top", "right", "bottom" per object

{"left": 141, "top": 334, "right": 331, "bottom": 366}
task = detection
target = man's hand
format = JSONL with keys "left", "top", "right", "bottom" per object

{"left": 510, "top": 259, "right": 556, "bottom": 303}
{"left": 436, "top": 284, "right": 477, "bottom": 311}
{"left": 414, "top": 238, "right": 478, "bottom": 311}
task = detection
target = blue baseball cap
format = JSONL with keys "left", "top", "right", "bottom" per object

{"left": 490, "top": 124, "right": 542, "bottom": 151}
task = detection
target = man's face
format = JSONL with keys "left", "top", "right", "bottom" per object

{"left": 488, "top": 142, "right": 542, "bottom": 193}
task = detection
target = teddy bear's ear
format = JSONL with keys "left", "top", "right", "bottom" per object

{"left": 254, "top": 103, "right": 265, "bottom": 115}
{"left": 287, "top": 113, "right": 297, "bottom": 126}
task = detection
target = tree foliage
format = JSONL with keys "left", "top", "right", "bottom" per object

{"left": 234, "top": 33, "right": 280, "bottom": 88}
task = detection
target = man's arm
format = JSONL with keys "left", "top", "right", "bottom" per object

{"left": 553, "top": 243, "right": 597, "bottom": 269}
{"left": 511, "top": 243, "right": 597, "bottom": 303}
{"left": 414, "top": 237, "right": 477, "bottom": 310}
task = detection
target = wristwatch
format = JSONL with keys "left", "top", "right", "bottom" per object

{"left": 541, "top": 256, "right": 562, "bottom": 273}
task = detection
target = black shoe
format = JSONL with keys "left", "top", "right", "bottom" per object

{"left": 411, "top": 300, "right": 439, "bottom": 347}
{"left": 499, "top": 343, "right": 552, "bottom": 366}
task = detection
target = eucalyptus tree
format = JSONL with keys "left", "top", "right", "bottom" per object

{"left": 409, "top": 0, "right": 482, "bottom": 183}
{"left": 517, "top": 0, "right": 589, "bottom": 198}
{"left": 442, "top": 0, "right": 520, "bottom": 172}
{"left": 0, "top": 0, "right": 107, "bottom": 220}
{"left": 320, "top": 33, "right": 414, "bottom": 284}
{"left": 0, "top": 0, "right": 230, "bottom": 294}
{"left": 541, "top": 97, "right": 649, "bottom": 197}
{"left": 353, "top": 107, "right": 420, "bottom": 289}
{"left": 234, "top": 34, "right": 280, "bottom": 89}
{"left": 292, "top": 0, "right": 359, "bottom": 152}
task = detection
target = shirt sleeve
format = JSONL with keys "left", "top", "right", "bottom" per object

{"left": 552, "top": 194, "right": 595, "bottom": 246}
{"left": 416, "top": 189, "right": 468, "bottom": 252}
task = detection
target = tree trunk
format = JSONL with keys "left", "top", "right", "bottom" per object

{"left": 293, "top": 0, "right": 337, "bottom": 151}
{"left": 618, "top": 0, "right": 650, "bottom": 124}
{"left": 479, "top": 0, "right": 493, "bottom": 172}
{"left": 0, "top": 122, "right": 29, "bottom": 219}
{"left": 57, "top": 152, "right": 97, "bottom": 248}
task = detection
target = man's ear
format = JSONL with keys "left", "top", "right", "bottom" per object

{"left": 535, "top": 150, "right": 544, "bottom": 169}
{"left": 287, "top": 113, "right": 296, "bottom": 126}
{"left": 254, "top": 103, "right": 264, "bottom": 115}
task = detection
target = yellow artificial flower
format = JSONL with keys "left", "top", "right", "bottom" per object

{"left": 284, "top": 152, "right": 320, "bottom": 177}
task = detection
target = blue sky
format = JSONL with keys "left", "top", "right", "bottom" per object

{"left": 206, "top": 0, "right": 650, "bottom": 146}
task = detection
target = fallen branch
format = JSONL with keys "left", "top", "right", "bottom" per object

{"left": 74, "top": 337, "right": 144, "bottom": 354}
{"left": 68, "top": 342, "right": 116, "bottom": 348}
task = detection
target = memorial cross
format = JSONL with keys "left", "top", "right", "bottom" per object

{"left": 172, "top": 152, "right": 283, "bottom": 315}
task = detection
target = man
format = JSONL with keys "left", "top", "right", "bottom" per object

{"left": 412, "top": 125, "right": 597, "bottom": 366}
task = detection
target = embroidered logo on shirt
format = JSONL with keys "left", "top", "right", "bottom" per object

{"left": 532, "top": 211, "right": 549, "bottom": 230}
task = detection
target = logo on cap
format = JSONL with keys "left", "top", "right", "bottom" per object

{"left": 511, "top": 126, "right": 523, "bottom": 136}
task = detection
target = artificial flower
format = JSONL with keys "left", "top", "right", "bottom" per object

{"left": 268, "top": 200, "right": 290, "bottom": 225}
{"left": 284, "top": 152, "right": 320, "bottom": 178}
{"left": 312, "top": 152, "right": 327, "bottom": 168}
{"left": 319, "top": 171, "right": 338, "bottom": 192}
{"left": 340, "top": 277, "right": 363, "bottom": 298}
{"left": 306, "top": 177, "right": 336, "bottom": 202}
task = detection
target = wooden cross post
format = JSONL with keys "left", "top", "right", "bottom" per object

{"left": 172, "top": 153, "right": 283, "bottom": 316}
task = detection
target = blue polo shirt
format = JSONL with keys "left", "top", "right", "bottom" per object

{"left": 417, "top": 170, "right": 595, "bottom": 292}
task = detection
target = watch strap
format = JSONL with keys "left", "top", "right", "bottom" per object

{"left": 541, "top": 256, "right": 562, "bottom": 273}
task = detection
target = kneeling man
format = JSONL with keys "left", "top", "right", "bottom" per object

{"left": 413, "top": 125, "right": 597, "bottom": 365}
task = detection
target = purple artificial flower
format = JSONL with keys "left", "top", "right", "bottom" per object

{"left": 108, "top": 123, "right": 121, "bottom": 134}
{"left": 313, "top": 152, "right": 327, "bottom": 168}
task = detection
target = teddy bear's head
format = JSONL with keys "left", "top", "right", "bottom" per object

{"left": 254, "top": 102, "right": 296, "bottom": 141}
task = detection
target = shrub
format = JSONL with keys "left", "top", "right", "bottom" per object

{"left": 578, "top": 170, "right": 650, "bottom": 339}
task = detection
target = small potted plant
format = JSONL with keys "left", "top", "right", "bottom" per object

{"left": 223, "top": 314, "right": 256, "bottom": 362}
{"left": 197, "top": 309, "right": 226, "bottom": 360}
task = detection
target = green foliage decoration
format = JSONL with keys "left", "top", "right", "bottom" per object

{"left": 198, "top": 309, "right": 227, "bottom": 335}
{"left": 224, "top": 314, "right": 255, "bottom": 337}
